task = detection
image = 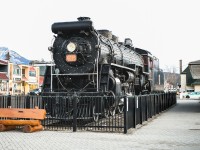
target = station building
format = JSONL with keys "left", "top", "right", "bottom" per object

{"left": 181, "top": 60, "right": 200, "bottom": 92}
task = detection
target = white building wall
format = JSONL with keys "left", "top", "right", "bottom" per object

{"left": 195, "top": 85, "right": 200, "bottom": 91}
{"left": 180, "top": 74, "right": 186, "bottom": 92}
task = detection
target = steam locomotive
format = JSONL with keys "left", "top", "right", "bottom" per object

{"left": 42, "top": 17, "right": 164, "bottom": 120}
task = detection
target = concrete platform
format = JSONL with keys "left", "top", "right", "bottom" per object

{"left": 0, "top": 99, "right": 200, "bottom": 150}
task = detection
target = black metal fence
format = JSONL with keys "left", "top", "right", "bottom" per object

{"left": 0, "top": 92, "right": 176, "bottom": 133}
{"left": 124, "top": 93, "right": 176, "bottom": 133}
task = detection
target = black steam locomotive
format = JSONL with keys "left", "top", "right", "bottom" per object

{"left": 42, "top": 17, "right": 164, "bottom": 120}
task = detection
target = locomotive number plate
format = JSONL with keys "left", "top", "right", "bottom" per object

{"left": 66, "top": 54, "right": 77, "bottom": 62}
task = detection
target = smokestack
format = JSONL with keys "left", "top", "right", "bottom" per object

{"left": 77, "top": 17, "right": 91, "bottom": 21}
{"left": 179, "top": 59, "right": 182, "bottom": 73}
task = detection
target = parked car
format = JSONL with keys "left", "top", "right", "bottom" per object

{"left": 180, "top": 89, "right": 195, "bottom": 99}
{"left": 28, "top": 88, "right": 41, "bottom": 95}
{"left": 185, "top": 92, "right": 200, "bottom": 99}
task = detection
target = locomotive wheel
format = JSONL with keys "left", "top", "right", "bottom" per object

{"left": 109, "top": 107, "right": 116, "bottom": 116}
{"left": 117, "top": 105, "right": 124, "bottom": 113}
{"left": 106, "top": 91, "right": 116, "bottom": 116}
{"left": 93, "top": 114, "right": 99, "bottom": 122}
{"left": 104, "top": 108, "right": 109, "bottom": 118}
{"left": 92, "top": 106, "right": 99, "bottom": 122}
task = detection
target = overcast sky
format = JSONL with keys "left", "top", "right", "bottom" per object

{"left": 0, "top": 0, "right": 200, "bottom": 72}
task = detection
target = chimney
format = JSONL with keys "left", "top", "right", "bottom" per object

{"left": 179, "top": 59, "right": 182, "bottom": 73}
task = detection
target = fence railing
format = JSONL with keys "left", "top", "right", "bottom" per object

{"left": 123, "top": 92, "right": 176, "bottom": 133}
{"left": 0, "top": 92, "right": 176, "bottom": 133}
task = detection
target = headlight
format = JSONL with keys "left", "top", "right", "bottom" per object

{"left": 66, "top": 42, "right": 76, "bottom": 52}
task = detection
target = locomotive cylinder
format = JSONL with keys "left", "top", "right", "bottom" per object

{"left": 125, "top": 71, "right": 135, "bottom": 82}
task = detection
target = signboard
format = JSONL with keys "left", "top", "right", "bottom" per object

{"left": 14, "top": 78, "right": 21, "bottom": 82}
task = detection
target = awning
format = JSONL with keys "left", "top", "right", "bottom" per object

{"left": 0, "top": 73, "right": 8, "bottom": 80}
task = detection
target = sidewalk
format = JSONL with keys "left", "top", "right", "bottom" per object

{"left": 0, "top": 99, "right": 200, "bottom": 150}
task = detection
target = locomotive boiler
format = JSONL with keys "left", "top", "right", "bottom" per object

{"left": 46, "top": 17, "right": 152, "bottom": 95}
{"left": 42, "top": 17, "right": 163, "bottom": 120}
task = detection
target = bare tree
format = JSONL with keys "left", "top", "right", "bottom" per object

{"left": 164, "top": 66, "right": 180, "bottom": 89}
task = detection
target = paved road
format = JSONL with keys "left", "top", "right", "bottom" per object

{"left": 0, "top": 99, "right": 200, "bottom": 150}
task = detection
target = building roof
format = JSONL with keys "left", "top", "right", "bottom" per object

{"left": 189, "top": 64, "right": 200, "bottom": 79}
{"left": 0, "top": 60, "right": 8, "bottom": 65}
{"left": 189, "top": 60, "right": 200, "bottom": 65}
{"left": 182, "top": 66, "right": 200, "bottom": 85}
{"left": 181, "top": 67, "right": 187, "bottom": 74}
{"left": 0, "top": 73, "right": 8, "bottom": 80}
{"left": 181, "top": 66, "right": 196, "bottom": 85}
{"left": 188, "top": 60, "right": 200, "bottom": 79}
{"left": 29, "top": 60, "right": 52, "bottom": 65}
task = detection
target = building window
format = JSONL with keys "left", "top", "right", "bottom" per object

{"left": 22, "top": 69, "right": 25, "bottom": 77}
{"left": 13, "top": 83, "right": 21, "bottom": 93}
{"left": 29, "top": 71, "right": 36, "bottom": 77}
{"left": 13, "top": 68, "right": 21, "bottom": 75}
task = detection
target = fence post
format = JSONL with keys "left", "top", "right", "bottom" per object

{"left": 133, "top": 96, "right": 136, "bottom": 128}
{"left": 145, "top": 96, "right": 148, "bottom": 121}
{"left": 159, "top": 94, "right": 162, "bottom": 113}
{"left": 25, "top": 96, "right": 30, "bottom": 108}
{"left": 153, "top": 95, "right": 156, "bottom": 116}
{"left": 73, "top": 96, "right": 77, "bottom": 132}
{"left": 7, "top": 95, "right": 11, "bottom": 107}
{"left": 139, "top": 96, "right": 143, "bottom": 124}
{"left": 124, "top": 96, "right": 128, "bottom": 134}
{"left": 149, "top": 95, "right": 152, "bottom": 118}
{"left": 155, "top": 95, "right": 157, "bottom": 115}
{"left": 175, "top": 93, "right": 177, "bottom": 104}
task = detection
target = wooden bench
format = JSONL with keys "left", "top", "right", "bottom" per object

{"left": 0, "top": 107, "right": 46, "bottom": 133}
